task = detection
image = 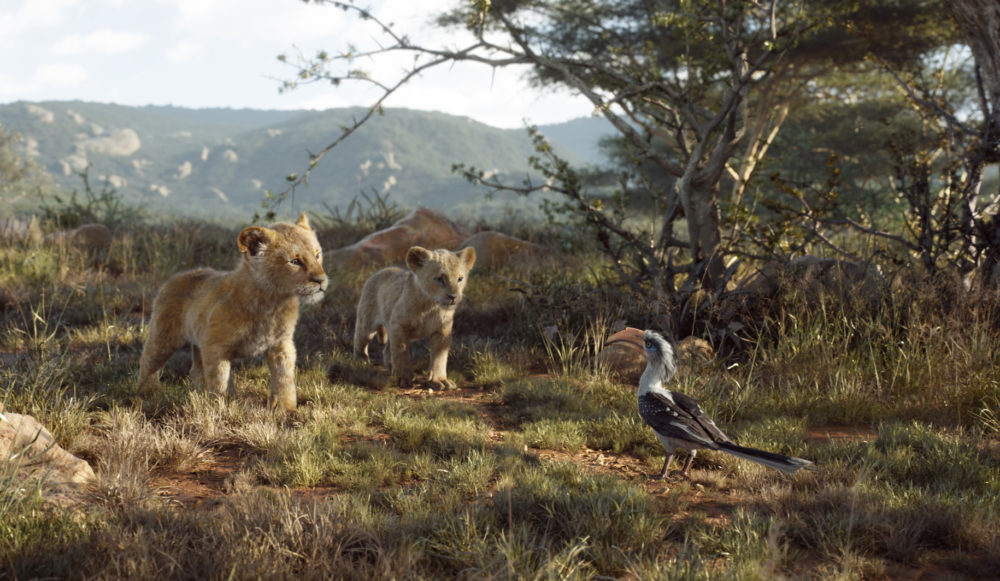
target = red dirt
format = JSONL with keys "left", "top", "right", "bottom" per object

{"left": 806, "top": 425, "right": 877, "bottom": 445}
{"left": 149, "top": 445, "right": 250, "bottom": 507}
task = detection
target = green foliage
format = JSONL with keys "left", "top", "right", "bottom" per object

{"left": 0, "top": 126, "right": 50, "bottom": 213}
{"left": 39, "top": 167, "right": 144, "bottom": 230}
{"left": 310, "top": 189, "right": 407, "bottom": 248}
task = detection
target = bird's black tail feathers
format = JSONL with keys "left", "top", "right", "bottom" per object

{"left": 718, "top": 442, "right": 816, "bottom": 474}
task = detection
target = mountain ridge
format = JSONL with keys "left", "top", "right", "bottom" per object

{"left": 0, "top": 101, "right": 613, "bottom": 219}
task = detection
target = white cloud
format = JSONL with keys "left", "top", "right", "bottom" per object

{"left": 166, "top": 0, "right": 349, "bottom": 44}
{"left": 165, "top": 40, "right": 203, "bottom": 63}
{"left": 0, "top": 0, "right": 82, "bottom": 39}
{"left": 1, "top": 0, "right": 592, "bottom": 128}
{"left": 32, "top": 63, "right": 88, "bottom": 89}
{"left": 51, "top": 29, "right": 147, "bottom": 55}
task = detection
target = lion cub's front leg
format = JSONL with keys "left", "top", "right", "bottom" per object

{"left": 387, "top": 327, "right": 416, "bottom": 388}
{"left": 426, "top": 329, "right": 455, "bottom": 390}
{"left": 267, "top": 339, "right": 297, "bottom": 411}
{"left": 199, "top": 345, "right": 233, "bottom": 397}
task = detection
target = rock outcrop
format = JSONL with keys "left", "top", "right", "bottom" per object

{"left": 458, "top": 230, "right": 549, "bottom": 269}
{"left": 327, "top": 208, "right": 470, "bottom": 268}
{"left": 739, "top": 256, "right": 884, "bottom": 300}
{"left": 326, "top": 208, "right": 550, "bottom": 270}
{"left": 1, "top": 405, "right": 95, "bottom": 505}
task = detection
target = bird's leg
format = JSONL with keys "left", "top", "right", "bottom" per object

{"left": 680, "top": 450, "right": 697, "bottom": 476}
{"left": 658, "top": 452, "right": 675, "bottom": 479}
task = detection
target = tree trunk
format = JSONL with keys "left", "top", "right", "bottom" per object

{"left": 677, "top": 175, "right": 725, "bottom": 292}
{"left": 944, "top": 0, "right": 1000, "bottom": 287}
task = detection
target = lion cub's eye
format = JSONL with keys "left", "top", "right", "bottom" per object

{"left": 435, "top": 275, "right": 446, "bottom": 285}
{"left": 289, "top": 258, "right": 304, "bottom": 267}
{"left": 457, "top": 276, "right": 464, "bottom": 283}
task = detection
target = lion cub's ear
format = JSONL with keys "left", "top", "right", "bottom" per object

{"left": 405, "top": 246, "right": 433, "bottom": 272}
{"left": 238, "top": 226, "right": 274, "bottom": 257}
{"left": 458, "top": 246, "right": 476, "bottom": 270}
{"left": 296, "top": 212, "right": 311, "bottom": 230}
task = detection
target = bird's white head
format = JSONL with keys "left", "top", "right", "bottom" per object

{"left": 604, "top": 327, "right": 677, "bottom": 389}
{"left": 641, "top": 330, "right": 677, "bottom": 385}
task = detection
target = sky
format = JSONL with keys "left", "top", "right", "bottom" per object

{"left": 0, "top": 0, "right": 594, "bottom": 129}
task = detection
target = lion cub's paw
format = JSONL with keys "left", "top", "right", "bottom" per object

{"left": 427, "top": 378, "right": 457, "bottom": 391}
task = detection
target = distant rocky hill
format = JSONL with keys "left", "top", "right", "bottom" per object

{"left": 0, "top": 101, "right": 612, "bottom": 220}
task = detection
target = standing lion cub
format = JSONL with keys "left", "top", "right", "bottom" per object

{"left": 137, "top": 213, "right": 327, "bottom": 410}
{"left": 354, "top": 246, "right": 476, "bottom": 389}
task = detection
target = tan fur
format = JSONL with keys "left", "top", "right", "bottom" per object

{"left": 353, "top": 246, "right": 476, "bottom": 389}
{"left": 137, "top": 213, "right": 327, "bottom": 410}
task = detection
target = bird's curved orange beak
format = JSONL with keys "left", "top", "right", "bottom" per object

{"left": 604, "top": 326, "right": 646, "bottom": 356}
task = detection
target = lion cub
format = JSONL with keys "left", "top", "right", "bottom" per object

{"left": 137, "top": 213, "right": 327, "bottom": 410}
{"left": 354, "top": 246, "right": 476, "bottom": 389}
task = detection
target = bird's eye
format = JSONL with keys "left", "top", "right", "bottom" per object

{"left": 290, "top": 258, "right": 303, "bottom": 267}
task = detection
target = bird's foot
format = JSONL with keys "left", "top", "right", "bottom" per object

{"left": 652, "top": 469, "right": 690, "bottom": 482}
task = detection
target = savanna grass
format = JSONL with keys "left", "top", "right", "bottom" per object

{"left": 3, "top": 211, "right": 1000, "bottom": 579}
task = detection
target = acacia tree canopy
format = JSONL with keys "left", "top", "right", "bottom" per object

{"left": 281, "top": 0, "right": 959, "bottom": 296}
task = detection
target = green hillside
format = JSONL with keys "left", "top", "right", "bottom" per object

{"left": 0, "top": 101, "right": 611, "bottom": 220}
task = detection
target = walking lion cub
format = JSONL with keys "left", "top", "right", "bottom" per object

{"left": 137, "top": 213, "right": 327, "bottom": 410}
{"left": 353, "top": 246, "right": 476, "bottom": 389}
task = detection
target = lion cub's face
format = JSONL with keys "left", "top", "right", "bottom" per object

{"left": 238, "top": 213, "right": 328, "bottom": 304}
{"left": 406, "top": 246, "right": 476, "bottom": 307}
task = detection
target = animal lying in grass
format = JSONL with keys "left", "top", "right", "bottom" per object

{"left": 137, "top": 213, "right": 327, "bottom": 410}
{"left": 353, "top": 246, "right": 476, "bottom": 389}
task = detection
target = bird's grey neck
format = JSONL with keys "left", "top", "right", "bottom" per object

{"left": 639, "top": 353, "right": 676, "bottom": 394}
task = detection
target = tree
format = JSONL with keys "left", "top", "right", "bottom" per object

{"left": 279, "top": 0, "right": 955, "bottom": 299}
{"left": 785, "top": 0, "right": 997, "bottom": 286}
{"left": 939, "top": 0, "right": 1000, "bottom": 285}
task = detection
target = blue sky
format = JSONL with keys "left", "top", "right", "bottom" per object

{"left": 0, "top": 0, "right": 592, "bottom": 128}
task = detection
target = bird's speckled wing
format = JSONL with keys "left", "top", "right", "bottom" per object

{"left": 669, "top": 391, "right": 732, "bottom": 444}
{"left": 638, "top": 392, "right": 720, "bottom": 449}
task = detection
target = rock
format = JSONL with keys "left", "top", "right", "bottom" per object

{"left": 457, "top": 230, "right": 549, "bottom": 269}
{"left": 44, "top": 223, "right": 113, "bottom": 251}
{"left": 1, "top": 410, "right": 95, "bottom": 504}
{"left": 740, "top": 256, "right": 884, "bottom": 299}
{"left": 327, "top": 208, "right": 470, "bottom": 268}
{"left": 677, "top": 336, "right": 714, "bottom": 372}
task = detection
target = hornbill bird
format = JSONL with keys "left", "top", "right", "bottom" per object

{"left": 606, "top": 328, "right": 816, "bottom": 479}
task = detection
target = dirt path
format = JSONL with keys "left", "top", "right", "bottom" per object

{"left": 148, "top": 384, "right": 874, "bottom": 518}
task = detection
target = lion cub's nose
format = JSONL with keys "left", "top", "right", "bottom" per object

{"left": 313, "top": 274, "right": 329, "bottom": 289}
